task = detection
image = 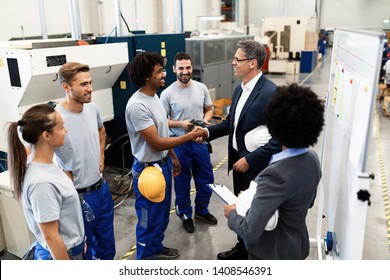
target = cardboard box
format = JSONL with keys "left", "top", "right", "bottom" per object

{"left": 377, "top": 83, "right": 388, "bottom": 100}
{"left": 213, "top": 98, "right": 232, "bottom": 116}
{"left": 305, "top": 31, "right": 319, "bottom": 51}
{"left": 382, "top": 95, "right": 390, "bottom": 117}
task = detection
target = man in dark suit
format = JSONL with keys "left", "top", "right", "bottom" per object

{"left": 200, "top": 40, "right": 282, "bottom": 259}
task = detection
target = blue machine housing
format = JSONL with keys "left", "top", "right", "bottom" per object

{"left": 0, "top": 151, "right": 7, "bottom": 173}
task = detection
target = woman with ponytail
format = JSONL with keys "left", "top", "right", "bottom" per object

{"left": 7, "top": 104, "right": 85, "bottom": 260}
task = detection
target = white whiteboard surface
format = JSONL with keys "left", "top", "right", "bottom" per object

{"left": 320, "top": 29, "right": 382, "bottom": 259}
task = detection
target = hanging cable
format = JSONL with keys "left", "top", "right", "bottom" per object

{"left": 104, "top": 133, "right": 134, "bottom": 208}
{"left": 120, "top": 12, "right": 131, "bottom": 33}
{"left": 105, "top": 26, "right": 117, "bottom": 44}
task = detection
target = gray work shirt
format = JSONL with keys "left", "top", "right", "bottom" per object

{"left": 125, "top": 90, "right": 169, "bottom": 162}
{"left": 160, "top": 80, "right": 212, "bottom": 136}
{"left": 22, "top": 162, "right": 84, "bottom": 251}
{"left": 55, "top": 102, "right": 103, "bottom": 189}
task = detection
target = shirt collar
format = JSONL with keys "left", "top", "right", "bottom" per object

{"left": 269, "top": 148, "right": 309, "bottom": 165}
{"left": 241, "top": 71, "right": 262, "bottom": 92}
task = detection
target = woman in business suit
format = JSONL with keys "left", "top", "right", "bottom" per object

{"left": 224, "top": 83, "right": 325, "bottom": 260}
{"left": 204, "top": 40, "right": 282, "bottom": 259}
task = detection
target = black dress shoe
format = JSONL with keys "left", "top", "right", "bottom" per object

{"left": 195, "top": 213, "right": 218, "bottom": 225}
{"left": 183, "top": 218, "right": 195, "bottom": 233}
{"left": 217, "top": 247, "right": 248, "bottom": 260}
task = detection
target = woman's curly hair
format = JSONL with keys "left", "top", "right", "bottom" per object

{"left": 265, "top": 83, "right": 325, "bottom": 148}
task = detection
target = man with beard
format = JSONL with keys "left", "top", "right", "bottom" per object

{"left": 160, "top": 52, "right": 216, "bottom": 234}
{"left": 55, "top": 62, "right": 115, "bottom": 260}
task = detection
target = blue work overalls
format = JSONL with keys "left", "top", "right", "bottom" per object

{"left": 132, "top": 157, "right": 172, "bottom": 260}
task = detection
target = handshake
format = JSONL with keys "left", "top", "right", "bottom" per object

{"left": 191, "top": 126, "right": 208, "bottom": 143}
{"left": 185, "top": 119, "right": 208, "bottom": 142}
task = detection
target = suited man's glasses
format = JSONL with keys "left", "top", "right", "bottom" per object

{"left": 233, "top": 57, "right": 255, "bottom": 63}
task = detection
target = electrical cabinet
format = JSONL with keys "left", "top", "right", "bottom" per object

{"left": 218, "top": 62, "right": 233, "bottom": 98}
{"left": 300, "top": 50, "right": 317, "bottom": 73}
{"left": 193, "top": 61, "right": 233, "bottom": 99}
{"left": 193, "top": 64, "right": 218, "bottom": 97}
{"left": 186, "top": 35, "right": 253, "bottom": 100}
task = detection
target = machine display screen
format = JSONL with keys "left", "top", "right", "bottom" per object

{"left": 7, "top": 58, "right": 21, "bottom": 87}
{"left": 46, "top": 55, "right": 67, "bottom": 67}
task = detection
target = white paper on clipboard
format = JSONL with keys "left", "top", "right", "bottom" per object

{"left": 207, "top": 184, "right": 237, "bottom": 205}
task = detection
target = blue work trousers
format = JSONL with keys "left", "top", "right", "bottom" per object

{"left": 34, "top": 240, "right": 85, "bottom": 260}
{"left": 174, "top": 141, "right": 213, "bottom": 219}
{"left": 132, "top": 157, "right": 172, "bottom": 260}
{"left": 81, "top": 180, "right": 115, "bottom": 260}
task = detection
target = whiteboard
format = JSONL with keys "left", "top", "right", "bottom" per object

{"left": 320, "top": 28, "right": 383, "bottom": 259}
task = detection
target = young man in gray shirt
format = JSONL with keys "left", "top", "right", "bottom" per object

{"left": 55, "top": 62, "right": 115, "bottom": 260}
{"left": 160, "top": 52, "right": 216, "bottom": 233}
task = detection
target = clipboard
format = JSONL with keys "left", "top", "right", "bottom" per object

{"left": 207, "top": 184, "right": 237, "bottom": 205}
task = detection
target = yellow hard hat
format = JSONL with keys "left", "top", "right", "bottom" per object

{"left": 138, "top": 166, "right": 166, "bottom": 202}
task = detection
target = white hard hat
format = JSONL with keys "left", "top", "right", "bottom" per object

{"left": 244, "top": 125, "right": 271, "bottom": 152}
{"left": 236, "top": 180, "right": 279, "bottom": 231}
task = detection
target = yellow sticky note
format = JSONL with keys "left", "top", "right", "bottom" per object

{"left": 0, "top": 57, "right": 4, "bottom": 68}
{"left": 120, "top": 81, "right": 126, "bottom": 90}
{"left": 161, "top": 42, "right": 165, "bottom": 48}
{"left": 161, "top": 49, "right": 166, "bottom": 57}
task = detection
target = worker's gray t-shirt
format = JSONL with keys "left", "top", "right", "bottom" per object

{"left": 125, "top": 90, "right": 168, "bottom": 162}
{"left": 22, "top": 162, "right": 84, "bottom": 251}
{"left": 160, "top": 80, "right": 212, "bottom": 136}
{"left": 55, "top": 102, "right": 103, "bottom": 189}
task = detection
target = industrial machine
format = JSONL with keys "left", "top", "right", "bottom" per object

{"left": 185, "top": 35, "right": 253, "bottom": 100}
{"left": 0, "top": 40, "right": 129, "bottom": 152}
{"left": 261, "top": 16, "right": 318, "bottom": 74}
{"left": 0, "top": 171, "right": 36, "bottom": 258}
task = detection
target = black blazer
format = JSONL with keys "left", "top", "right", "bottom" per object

{"left": 208, "top": 74, "right": 281, "bottom": 176}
